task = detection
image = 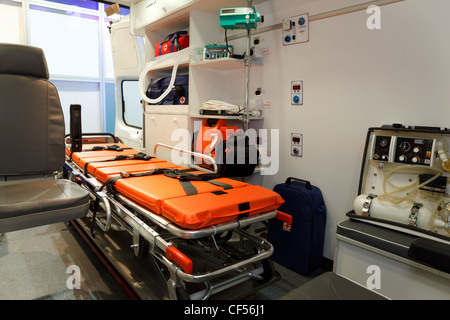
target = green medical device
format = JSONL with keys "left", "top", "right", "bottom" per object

{"left": 219, "top": 7, "right": 263, "bottom": 30}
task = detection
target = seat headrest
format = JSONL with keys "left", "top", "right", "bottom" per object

{"left": 0, "top": 43, "right": 49, "bottom": 79}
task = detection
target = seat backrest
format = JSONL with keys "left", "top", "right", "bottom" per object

{"left": 0, "top": 44, "right": 65, "bottom": 177}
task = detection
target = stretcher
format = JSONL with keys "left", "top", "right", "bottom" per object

{"left": 63, "top": 135, "right": 290, "bottom": 300}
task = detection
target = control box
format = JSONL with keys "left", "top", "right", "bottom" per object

{"left": 203, "top": 44, "right": 233, "bottom": 60}
{"left": 291, "top": 81, "right": 303, "bottom": 105}
{"left": 291, "top": 133, "right": 303, "bottom": 157}
{"left": 282, "top": 13, "right": 309, "bottom": 46}
{"left": 371, "top": 134, "right": 436, "bottom": 166}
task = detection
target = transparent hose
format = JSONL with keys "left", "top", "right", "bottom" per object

{"left": 138, "top": 48, "right": 192, "bottom": 105}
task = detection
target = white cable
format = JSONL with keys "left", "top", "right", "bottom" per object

{"left": 138, "top": 47, "right": 193, "bottom": 104}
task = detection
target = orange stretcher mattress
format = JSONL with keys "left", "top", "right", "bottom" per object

{"left": 67, "top": 143, "right": 284, "bottom": 229}
{"left": 81, "top": 157, "right": 167, "bottom": 177}
{"left": 95, "top": 162, "right": 181, "bottom": 183}
{"left": 67, "top": 143, "right": 136, "bottom": 162}
{"left": 67, "top": 144, "right": 167, "bottom": 176}
{"left": 161, "top": 185, "right": 284, "bottom": 229}
{"left": 113, "top": 175, "right": 249, "bottom": 215}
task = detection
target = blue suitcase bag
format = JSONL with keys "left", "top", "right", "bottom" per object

{"left": 146, "top": 73, "right": 189, "bottom": 105}
{"left": 268, "top": 177, "right": 327, "bottom": 275}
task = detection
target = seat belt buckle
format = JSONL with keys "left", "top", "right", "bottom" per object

{"left": 120, "top": 172, "right": 130, "bottom": 178}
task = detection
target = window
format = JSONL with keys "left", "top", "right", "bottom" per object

{"left": 1, "top": 0, "right": 131, "bottom": 134}
{"left": 29, "top": 5, "right": 100, "bottom": 78}
{"left": 42, "top": 0, "right": 98, "bottom": 10}
{"left": 122, "top": 80, "right": 143, "bottom": 129}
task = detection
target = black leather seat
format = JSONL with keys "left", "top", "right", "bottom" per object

{"left": 0, "top": 43, "right": 90, "bottom": 233}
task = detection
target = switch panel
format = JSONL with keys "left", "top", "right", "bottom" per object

{"left": 371, "top": 134, "right": 436, "bottom": 167}
{"left": 282, "top": 13, "right": 309, "bottom": 46}
{"left": 394, "top": 137, "right": 435, "bottom": 166}
{"left": 291, "top": 133, "right": 303, "bottom": 157}
{"left": 291, "top": 80, "right": 303, "bottom": 105}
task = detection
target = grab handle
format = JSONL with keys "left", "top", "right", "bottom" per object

{"left": 276, "top": 210, "right": 293, "bottom": 232}
{"left": 95, "top": 192, "right": 111, "bottom": 232}
{"left": 166, "top": 246, "right": 193, "bottom": 274}
{"left": 154, "top": 142, "right": 218, "bottom": 173}
{"left": 285, "top": 177, "right": 312, "bottom": 190}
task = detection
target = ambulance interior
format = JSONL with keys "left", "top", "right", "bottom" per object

{"left": 0, "top": 0, "right": 449, "bottom": 302}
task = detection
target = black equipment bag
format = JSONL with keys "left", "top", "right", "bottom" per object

{"left": 192, "top": 120, "right": 259, "bottom": 178}
{"left": 215, "top": 134, "right": 258, "bottom": 177}
{"left": 146, "top": 73, "right": 188, "bottom": 105}
{"left": 268, "top": 177, "right": 327, "bottom": 275}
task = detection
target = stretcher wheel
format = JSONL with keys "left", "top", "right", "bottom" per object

{"left": 175, "top": 285, "right": 190, "bottom": 300}
{"left": 132, "top": 233, "right": 149, "bottom": 258}
{"left": 260, "top": 259, "right": 276, "bottom": 281}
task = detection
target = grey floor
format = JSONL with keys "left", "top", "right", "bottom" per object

{"left": 0, "top": 222, "right": 129, "bottom": 300}
{"left": 0, "top": 222, "right": 323, "bottom": 300}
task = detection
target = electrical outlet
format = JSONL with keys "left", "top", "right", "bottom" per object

{"left": 291, "top": 80, "right": 303, "bottom": 105}
{"left": 291, "top": 133, "right": 303, "bottom": 157}
{"left": 282, "top": 13, "right": 309, "bottom": 46}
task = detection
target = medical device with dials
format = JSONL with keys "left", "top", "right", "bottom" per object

{"left": 349, "top": 125, "right": 450, "bottom": 240}
{"left": 371, "top": 134, "right": 436, "bottom": 166}
{"left": 203, "top": 44, "right": 233, "bottom": 60}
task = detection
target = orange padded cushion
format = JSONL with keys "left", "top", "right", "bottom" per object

{"left": 160, "top": 185, "right": 284, "bottom": 229}
{"left": 114, "top": 175, "right": 249, "bottom": 215}
{"left": 70, "top": 148, "right": 137, "bottom": 164}
{"left": 66, "top": 143, "right": 135, "bottom": 159}
{"left": 95, "top": 162, "right": 181, "bottom": 183}
{"left": 67, "top": 144, "right": 166, "bottom": 177}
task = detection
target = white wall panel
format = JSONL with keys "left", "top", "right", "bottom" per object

{"left": 248, "top": 0, "right": 450, "bottom": 259}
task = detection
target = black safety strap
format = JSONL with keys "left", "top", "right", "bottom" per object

{"left": 84, "top": 155, "right": 128, "bottom": 175}
{"left": 174, "top": 179, "right": 233, "bottom": 196}
{"left": 83, "top": 152, "right": 153, "bottom": 175}
{"left": 178, "top": 180, "right": 198, "bottom": 196}
{"left": 69, "top": 144, "right": 133, "bottom": 162}
{"left": 98, "top": 167, "right": 229, "bottom": 197}
{"left": 98, "top": 168, "right": 196, "bottom": 193}
{"left": 205, "top": 180, "right": 233, "bottom": 190}
{"left": 163, "top": 169, "right": 223, "bottom": 181}
{"left": 83, "top": 144, "right": 132, "bottom": 152}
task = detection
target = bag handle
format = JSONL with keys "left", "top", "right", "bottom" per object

{"left": 285, "top": 177, "right": 312, "bottom": 190}
{"left": 158, "top": 31, "right": 188, "bottom": 55}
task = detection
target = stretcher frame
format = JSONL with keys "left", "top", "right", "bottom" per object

{"left": 63, "top": 135, "right": 289, "bottom": 300}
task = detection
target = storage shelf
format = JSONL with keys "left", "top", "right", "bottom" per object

{"left": 144, "top": 50, "right": 190, "bottom": 72}
{"left": 191, "top": 58, "right": 244, "bottom": 70}
{"left": 140, "top": 0, "right": 265, "bottom": 152}
{"left": 191, "top": 57, "right": 263, "bottom": 70}
{"left": 191, "top": 114, "right": 264, "bottom": 120}
{"left": 145, "top": 104, "right": 189, "bottom": 115}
